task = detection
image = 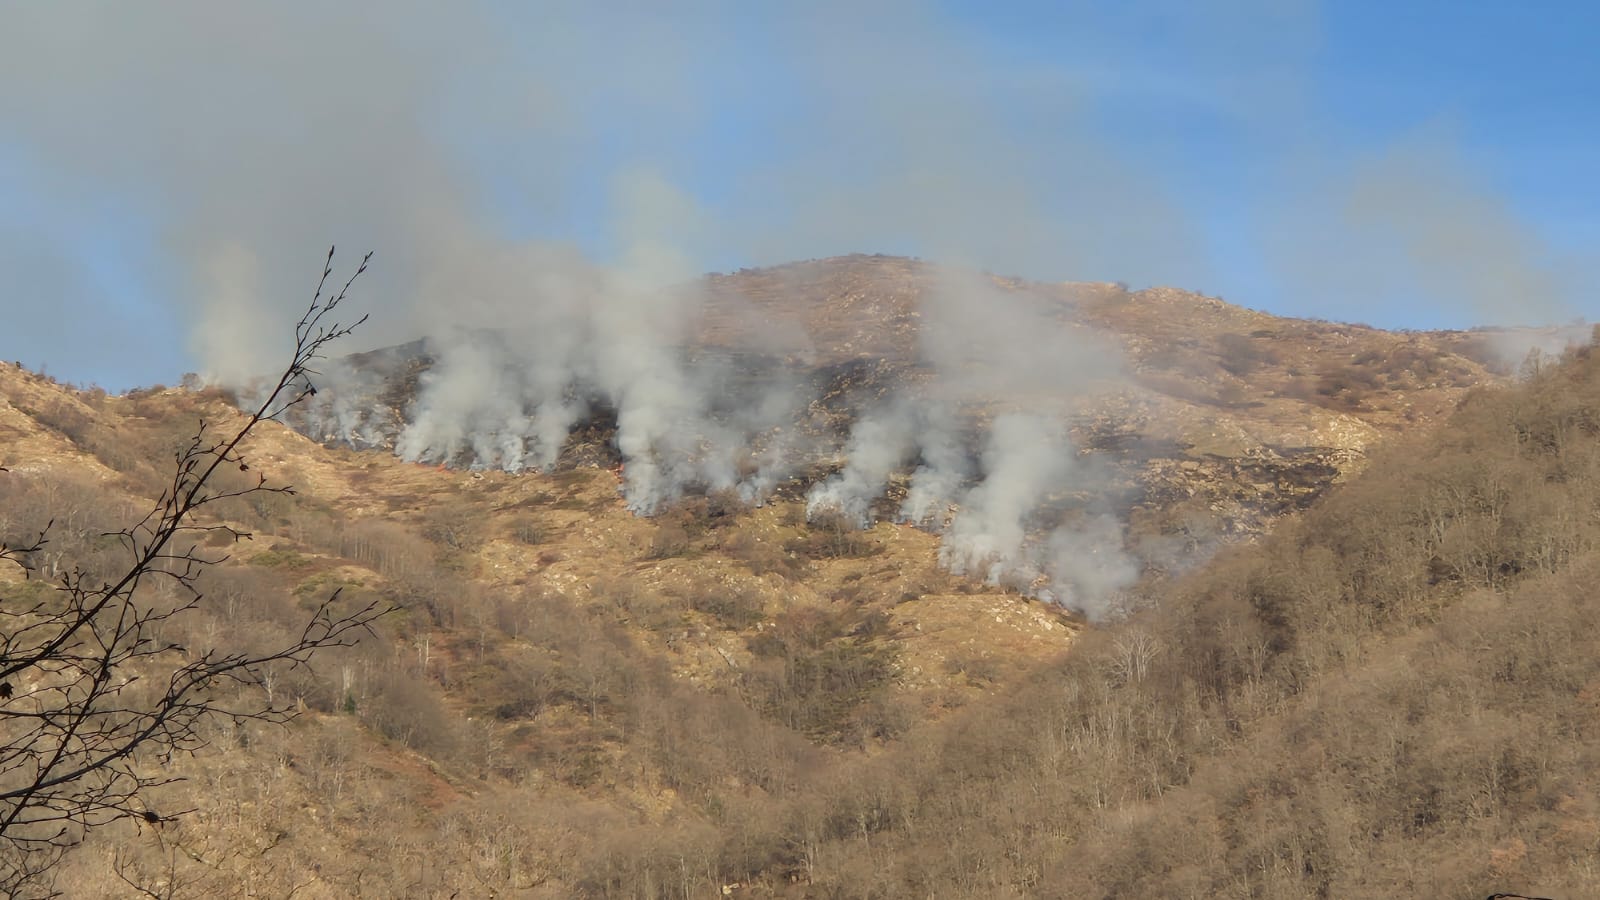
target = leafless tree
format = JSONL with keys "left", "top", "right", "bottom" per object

{"left": 0, "top": 248, "right": 391, "bottom": 896}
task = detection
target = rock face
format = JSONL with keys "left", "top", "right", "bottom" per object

{"left": 282, "top": 254, "right": 1529, "bottom": 554}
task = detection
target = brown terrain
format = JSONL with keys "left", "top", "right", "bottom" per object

{"left": 698, "top": 255, "right": 1528, "bottom": 537}
{"left": 2, "top": 255, "right": 1594, "bottom": 898}
{"left": 310, "top": 255, "right": 1532, "bottom": 549}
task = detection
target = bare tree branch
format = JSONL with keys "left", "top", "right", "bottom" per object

{"left": 0, "top": 249, "right": 390, "bottom": 894}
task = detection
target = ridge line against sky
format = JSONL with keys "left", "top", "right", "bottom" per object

{"left": 0, "top": 0, "right": 1595, "bottom": 389}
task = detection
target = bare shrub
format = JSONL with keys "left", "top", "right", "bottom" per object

{"left": 1216, "top": 332, "right": 1280, "bottom": 377}
{"left": 364, "top": 670, "right": 458, "bottom": 757}
{"left": 786, "top": 511, "right": 882, "bottom": 560}
{"left": 509, "top": 516, "right": 544, "bottom": 545}
{"left": 742, "top": 606, "right": 898, "bottom": 741}
{"left": 688, "top": 581, "right": 767, "bottom": 630}
{"left": 420, "top": 499, "right": 484, "bottom": 553}
{"left": 645, "top": 523, "right": 692, "bottom": 560}
{"left": 721, "top": 529, "right": 804, "bottom": 579}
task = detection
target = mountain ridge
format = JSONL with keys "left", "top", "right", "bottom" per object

{"left": 286, "top": 254, "right": 1540, "bottom": 579}
{"left": 3, "top": 259, "right": 1594, "bottom": 896}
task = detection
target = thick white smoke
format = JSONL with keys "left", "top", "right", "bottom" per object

{"left": 332, "top": 246, "right": 807, "bottom": 513}
{"left": 939, "top": 413, "right": 1071, "bottom": 588}
{"left": 2, "top": 1, "right": 1215, "bottom": 612}
{"left": 395, "top": 333, "right": 582, "bottom": 473}
{"left": 806, "top": 402, "right": 919, "bottom": 525}
{"left": 794, "top": 271, "right": 1139, "bottom": 617}
{"left": 1043, "top": 515, "right": 1140, "bottom": 621}
{"left": 292, "top": 355, "right": 399, "bottom": 450}
{"left": 291, "top": 254, "right": 1142, "bottom": 616}
{"left": 898, "top": 402, "right": 969, "bottom": 527}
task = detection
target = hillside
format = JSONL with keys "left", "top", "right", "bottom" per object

{"left": 293, "top": 255, "right": 1535, "bottom": 584}
{"left": 696, "top": 255, "right": 1533, "bottom": 538}
{"left": 1, "top": 270, "right": 1595, "bottom": 897}
{"left": 713, "top": 333, "right": 1600, "bottom": 899}
{"left": 0, "top": 358, "right": 1080, "bottom": 896}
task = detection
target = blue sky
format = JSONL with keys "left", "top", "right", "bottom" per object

{"left": 0, "top": 1, "right": 1595, "bottom": 389}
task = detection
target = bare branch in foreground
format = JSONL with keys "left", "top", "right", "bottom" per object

{"left": 0, "top": 249, "right": 390, "bottom": 894}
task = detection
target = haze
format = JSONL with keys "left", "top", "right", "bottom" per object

{"left": 0, "top": 1, "right": 1596, "bottom": 388}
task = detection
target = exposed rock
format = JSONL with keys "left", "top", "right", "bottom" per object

{"left": 279, "top": 255, "right": 1529, "bottom": 554}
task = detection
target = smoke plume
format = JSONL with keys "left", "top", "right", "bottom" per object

{"left": 788, "top": 269, "right": 1138, "bottom": 615}
{"left": 806, "top": 402, "right": 919, "bottom": 526}
{"left": 13, "top": 3, "right": 1574, "bottom": 618}
{"left": 938, "top": 413, "right": 1072, "bottom": 588}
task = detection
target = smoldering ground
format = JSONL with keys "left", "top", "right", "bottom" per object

{"left": 4, "top": 2, "right": 1587, "bottom": 617}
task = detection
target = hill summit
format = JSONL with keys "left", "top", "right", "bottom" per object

{"left": 3, "top": 257, "right": 1595, "bottom": 897}
{"left": 283, "top": 254, "right": 1529, "bottom": 615}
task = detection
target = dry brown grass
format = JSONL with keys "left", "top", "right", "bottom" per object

{"left": 8, "top": 304, "right": 1596, "bottom": 898}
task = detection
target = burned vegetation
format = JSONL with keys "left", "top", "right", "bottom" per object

{"left": 7, "top": 256, "right": 1589, "bottom": 898}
